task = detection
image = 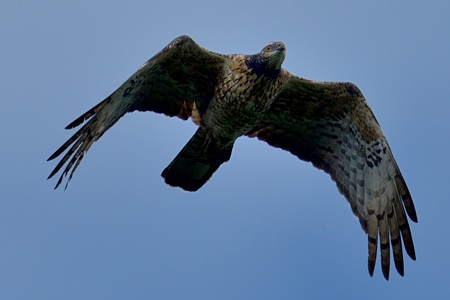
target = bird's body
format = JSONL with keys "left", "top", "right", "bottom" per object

{"left": 163, "top": 50, "right": 290, "bottom": 191}
{"left": 48, "top": 35, "right": 417, "bottom": 279}
{"left": 204, "top": 55, "right": 288, "bottom": 142}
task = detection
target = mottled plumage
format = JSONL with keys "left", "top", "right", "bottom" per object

{"left": 48, "top": 35, "right": 417, "bottom": 279}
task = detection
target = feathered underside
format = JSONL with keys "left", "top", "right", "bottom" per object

{"left": 48, "top": 35, "right": 417, "bottom": 280}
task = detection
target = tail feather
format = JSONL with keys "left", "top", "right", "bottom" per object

{"left": 48, "top": 96, "right": 129, "bottom": 189}
{"left": 162, "top": 127, "right": 233, "bottom": 191}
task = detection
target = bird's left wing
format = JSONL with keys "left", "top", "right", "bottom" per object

{"left": 246, "top": 74, "right": 417, "bottom": 279}
{"left": 48, "top": 35, "right": 227, "bottom": 189}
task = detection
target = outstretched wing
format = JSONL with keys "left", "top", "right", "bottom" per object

{"left": 247, "top": 74, "right": 418, "bottom": 279}
{"left": 48, "top": 35, "right": 227, "bottom": 189}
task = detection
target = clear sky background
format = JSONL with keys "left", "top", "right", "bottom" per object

{"left": 2, "top": 1, "right": 450, "bottom": 299}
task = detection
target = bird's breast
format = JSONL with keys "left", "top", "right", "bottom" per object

{"left": 202, "top": 58, "right": 286, "bottom": 142}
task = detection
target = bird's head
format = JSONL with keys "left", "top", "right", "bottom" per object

{"left": 246, "top": 41, "right": 286, "bottom": 78}
{"left": 259, "top": 41, "right": 286, "bottom": 70}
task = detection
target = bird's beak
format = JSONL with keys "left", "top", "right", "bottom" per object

{"left": 277, "top": 43, "right": 286, "bottom": 52}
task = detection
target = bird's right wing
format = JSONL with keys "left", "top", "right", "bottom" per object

{"left": 48, "top": 35, "right": 227, "bottom": 189}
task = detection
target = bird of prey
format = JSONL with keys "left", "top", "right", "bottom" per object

{"left": 48, "top": 35, "right": 417, "bottom": 280}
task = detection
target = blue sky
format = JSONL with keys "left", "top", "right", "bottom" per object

{"left": 2, "top": 1, "right": 450, "bottom": 299}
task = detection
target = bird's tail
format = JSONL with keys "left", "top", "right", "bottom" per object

{"left": 162, "top": 127, "right": 233, "bottom": 191}
{"left": 47, "top": 93, "right": 130, "bottom": 189}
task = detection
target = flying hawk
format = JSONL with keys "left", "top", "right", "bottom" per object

{"left": 48, "top": 35, "right": 417, "bottom": 280}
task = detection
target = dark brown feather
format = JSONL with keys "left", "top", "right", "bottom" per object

{"left": 388, "top": 209, "right": 404, "bottom": 276}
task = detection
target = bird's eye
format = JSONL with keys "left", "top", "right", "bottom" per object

{"left": 265, "top": 46, "right": 271, "bottom": 52}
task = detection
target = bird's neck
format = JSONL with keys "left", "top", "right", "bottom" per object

{"left": 245, "top": 54, "right": 281, "bottom": 79}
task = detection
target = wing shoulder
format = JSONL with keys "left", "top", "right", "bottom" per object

{"left": 128, "top": 35, "right": 228, "bottom": 119}
{"left": 62, "top": 36, "right": 229, "bottom": 131}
